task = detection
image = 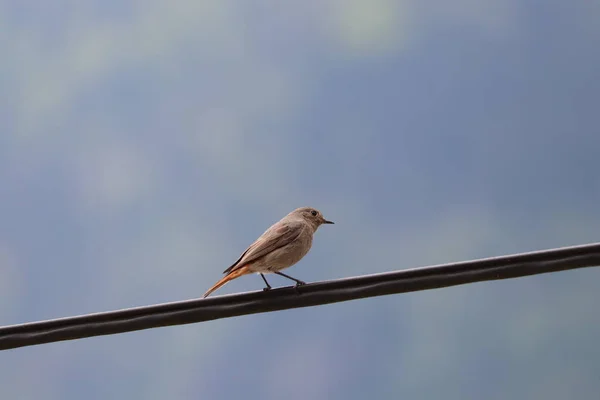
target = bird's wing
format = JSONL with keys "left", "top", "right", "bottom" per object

{"left": 223, "top": 220, "right": 304, "bottom": 274}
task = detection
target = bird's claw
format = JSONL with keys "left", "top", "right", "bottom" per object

{"left": 292, "top": 281, "right": 306, "bottom": 295}
{"left": 263, "top": 287, "right": 272, "bottom": 292}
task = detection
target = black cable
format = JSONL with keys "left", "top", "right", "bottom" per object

{"left": 1, "top": 242, "right": 599, "bottom": 351}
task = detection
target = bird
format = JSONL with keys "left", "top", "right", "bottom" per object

{"left": 202, "top": 206, "right": 334, "bottom": 298}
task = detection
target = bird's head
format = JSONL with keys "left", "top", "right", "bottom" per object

{"left": 292, "top": 207, "right": 334, "bottom": 231}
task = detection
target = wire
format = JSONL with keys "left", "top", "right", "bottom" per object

{"left": 1, "top": 242, "right": 599, "bottom": 351}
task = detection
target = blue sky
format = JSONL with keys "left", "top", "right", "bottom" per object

{"left": 1, "top": 1, "right": 600, "bottom": 399}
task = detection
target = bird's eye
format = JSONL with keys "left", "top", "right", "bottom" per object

{"left": 311, "top": 210, "right": 318, "bottom": 216}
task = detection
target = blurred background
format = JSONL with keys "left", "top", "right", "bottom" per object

{"left": 2, "top": 1, "right": 600, "bottom": 399}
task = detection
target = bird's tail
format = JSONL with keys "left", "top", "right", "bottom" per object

{"left": 203, "top": 265, "right": 252, "bottom": 298}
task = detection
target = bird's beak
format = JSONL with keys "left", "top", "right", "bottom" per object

{"left": 323, "top": 219, "right": 334, "bottom": 224}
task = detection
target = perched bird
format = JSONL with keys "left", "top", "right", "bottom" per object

{"left": 202, "top": 207, "right": 334, "bottom": 298}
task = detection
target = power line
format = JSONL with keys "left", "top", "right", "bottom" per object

{"left": 1, "top": 242, "right": 599, "bottom": 351}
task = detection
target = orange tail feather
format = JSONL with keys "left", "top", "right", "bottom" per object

{"left": 203, "top": 265, "right": 252, "bottom": 298}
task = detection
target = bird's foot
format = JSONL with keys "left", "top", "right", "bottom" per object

{"left": 263, "top": 286, "right": 272, "bottom": 292}
{"left": 292, "top": 281, "right": 306, "bottom": 295}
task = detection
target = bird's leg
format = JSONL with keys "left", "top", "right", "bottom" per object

{"left": 275, "top": 272, "right": 306, "bottom": 286}
{"left": 260, "top": 273, "right": 272, "bottom": 291}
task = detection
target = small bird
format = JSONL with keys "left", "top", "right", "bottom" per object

{"left": 202, "top": 207, "right": 334, "bottom": 298}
